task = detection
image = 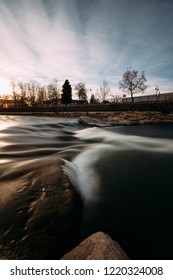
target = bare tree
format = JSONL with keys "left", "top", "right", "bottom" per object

{"left": 119, "top": 69, "right": 147, "bottom": 102}
{"left": 10, "top": 80, "right": 20, "bottom": 107}
{"left": 37, "top": 85, "right": 47, "bottom": 107}
{"left": 18, "top": 82, "right": 29, "bottom": 107}
{"left": 52, "top": 79, "right": 60, "bottom": 105}
{"left": 0, "top": 94, "right": 10, "bottom": 100}
{"left": 26, "top": 81, "right": 37, "bottom": 107}
{"left": 75, "top": 82, "right": 87, "bottom": 102}
{"left": 98, "top": 80, "right": 111, "bottom": 102}
{"left": 47, "top": 79, "right": 60, "bottom": 106}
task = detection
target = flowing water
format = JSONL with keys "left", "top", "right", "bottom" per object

{"left": 0, "top": 115, "right": 173, "bottom": 259}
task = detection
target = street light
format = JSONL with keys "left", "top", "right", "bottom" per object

{"left": 155, "top": 86, "right": 160, "bottom": 101}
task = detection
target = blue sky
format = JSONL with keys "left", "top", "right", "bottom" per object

{"left": 0, "top": 0, "right": 173, "bottom": 96}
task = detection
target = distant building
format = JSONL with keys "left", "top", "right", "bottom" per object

{"left": 123, "top": 92, "right": 173, "bottom": 103}
{"left": 0, "top": 99, "right": 28, "bottom": 108}
{"left": 0, "top": 99, "right": 15, "bottom": 108}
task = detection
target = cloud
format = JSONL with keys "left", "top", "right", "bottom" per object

{"left": 0, "top": 0, "right": 172, "bottom": 95}
{"left": 0, "top": 0, "right": 86, "bottom": 83}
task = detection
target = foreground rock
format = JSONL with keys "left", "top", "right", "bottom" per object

{"left": 0, "top": 157, "right": 82, "bottom": 260}
{"left": 61, "top": 231, "right": 128, "bottom": 260}
{"left": 79, "top": 111, "right": 173, "bottom": 126}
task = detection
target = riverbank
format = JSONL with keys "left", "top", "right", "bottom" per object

{"left": 1, "top": 101, "right": 173, "bottom": 114}
{"left": 1, "top": 110, "right": 173, "bottom": 126}
{"left": 78, "top": 111, "right": 173, "bottom": 126}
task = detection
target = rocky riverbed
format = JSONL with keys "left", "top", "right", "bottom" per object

{"left": 1, "top": 110, "right": 173, "bottom": 126}
{"left": 78, "top": 111, "right": 173, "bottom": 126}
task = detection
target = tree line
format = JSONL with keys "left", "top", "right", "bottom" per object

{"left": 0, "top": 69, "right": 148, "bottom": 107}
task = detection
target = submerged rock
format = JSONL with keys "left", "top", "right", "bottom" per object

{"left": 0, "top": 157, "right": 83, "bottom": 260}
{"left": 61, "top": 231, "right": 128, "bottom": 260}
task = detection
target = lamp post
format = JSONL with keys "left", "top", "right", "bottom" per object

{"left": 155, "top": 86, "right": 160, "bottom": 102}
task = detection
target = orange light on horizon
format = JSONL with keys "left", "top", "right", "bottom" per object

{"left": 2, "top": 103, "right": 9, "bottom": 108}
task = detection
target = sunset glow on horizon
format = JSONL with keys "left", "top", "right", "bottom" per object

{"left": 0, "top": 77, "right": 11, "bottom": 95}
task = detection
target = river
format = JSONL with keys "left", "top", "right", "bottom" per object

{"left": 0, "top": 115, "right": 173, "bottom": 260}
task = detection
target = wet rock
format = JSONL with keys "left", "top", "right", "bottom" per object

{"left": 0, "top": 157, "right": 83, "bottom": 260}
{"left": 79, "top": 116, "right": 109, "bottom": 127}
{"left": 61, "top": 231, "right": 128, "bottom": 260}
{"left": 79, "top": 116, "right": 93, "bottom": 125}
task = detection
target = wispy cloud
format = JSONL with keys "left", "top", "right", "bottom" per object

{"left": 0, "top": 0, "right": 85, "bottom": 82}
{"left": 0, "top": 0, "right": 173, "bottom": 95}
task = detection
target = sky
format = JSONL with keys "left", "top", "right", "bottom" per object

{"left": 0, "top": 0, "right": 173, "bottom": 97}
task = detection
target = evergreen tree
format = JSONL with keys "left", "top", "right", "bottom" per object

{"left": 90, "top": 93, "right": 97, "bottom": 104}
{"left": 61, "top": 80, "right": 72, "bottom": 105}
